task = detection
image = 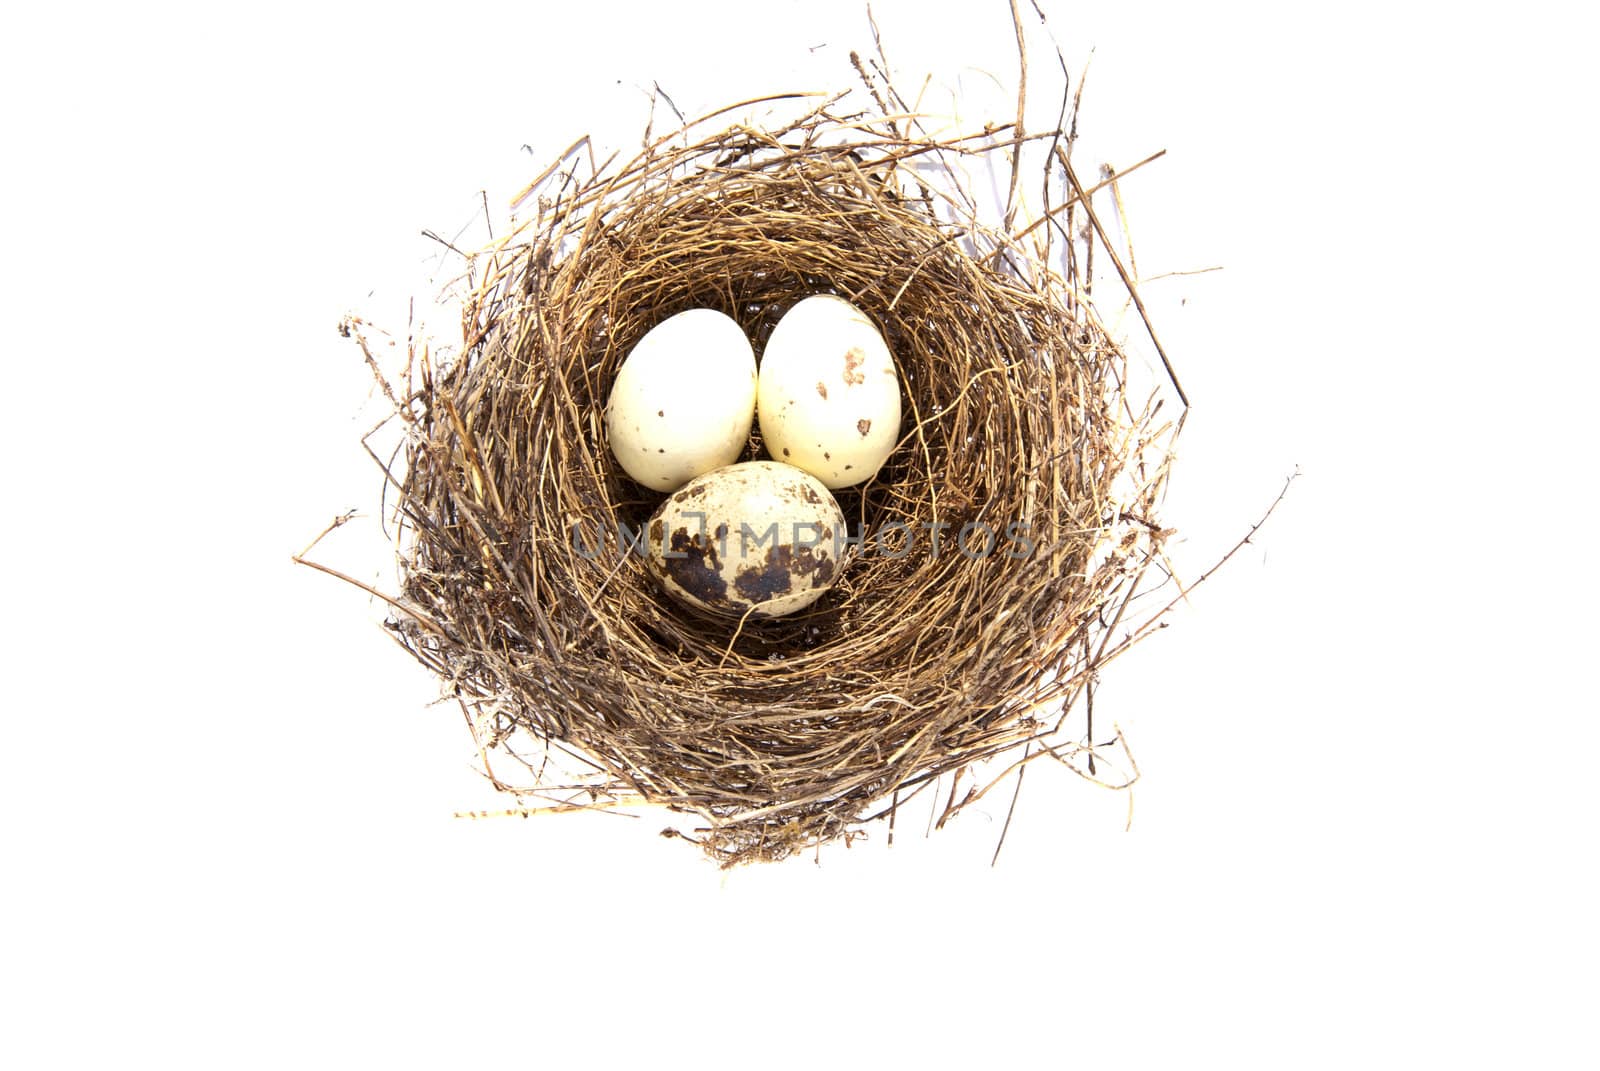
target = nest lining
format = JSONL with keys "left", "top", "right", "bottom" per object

{"left": 353, "top": 82, "right": 1180, "bottom": 865}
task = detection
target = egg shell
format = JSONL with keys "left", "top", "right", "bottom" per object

{"left": 606, "top": 308, "right": 757, "bottom": 492}
{"left": 756, "top": 295, "right": 901, "bottom": 489}
{"left": 646, "top": 460, "right": 848, "bottom": 620}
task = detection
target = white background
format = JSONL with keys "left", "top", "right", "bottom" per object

{"left": 4, "top": 1, "right": 1595, "bottom": 1067}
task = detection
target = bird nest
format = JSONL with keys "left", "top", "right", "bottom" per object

{"left": 325, "top": 57, "right": 1188, "bottom": 865}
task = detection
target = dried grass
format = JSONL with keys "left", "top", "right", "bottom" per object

{"left": 310, "top": 29, "right": 1198, "bottom": 865}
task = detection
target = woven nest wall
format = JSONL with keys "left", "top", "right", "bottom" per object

{"left": 337, "top": 68, "right": 1183, "bottom": 865}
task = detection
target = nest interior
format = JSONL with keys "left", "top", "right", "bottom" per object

{"left": 368, "top": 90, "right": 1178, "bottom": 865}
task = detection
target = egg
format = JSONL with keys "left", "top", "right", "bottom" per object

{"left": 645, "top": 460, "right": 848, "bottom": 620}
{"left": 606, "top": 308, "right": 757, "bottom": 492}
{"left": 756, "top": 294, "right": 902, "bottom": 489}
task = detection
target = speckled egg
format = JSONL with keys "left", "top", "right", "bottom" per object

{"left": 606, "top": 308, "right": 757, "bottom": 492}
{"left": 645, "top": 460, "right": 848, "bottom": 620}
{"left": 756, "top": 294, "right": 901, "bottom": 489}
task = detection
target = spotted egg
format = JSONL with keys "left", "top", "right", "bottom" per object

{"left": 645, "top": 460, "right": 848, "bottom": 620}
{"left": 756, "top": 294, "right": 902, "bottom": 489}
{"left": 606, "top": 308, "right": 757, "bottom": 492}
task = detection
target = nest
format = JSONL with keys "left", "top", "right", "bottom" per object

{"left": 336, "top": 58, "right": 1186, "bottom": 865}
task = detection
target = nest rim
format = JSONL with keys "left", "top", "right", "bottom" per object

{"left": 368, "top": 90, "right": 1179, "bottom": 865}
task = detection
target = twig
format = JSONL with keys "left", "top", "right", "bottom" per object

{"left": 1058, "top": 146, "right": 1190, "bottom": 408}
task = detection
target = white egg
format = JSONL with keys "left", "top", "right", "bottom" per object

{"left": 756, "top": 295, "right": 902, "bottom": 490}
{"left": 646, "top": 461, "right": 847, "bottom": 620}
{"left": 606, "top": 308, "right": 757, "bottom": 492}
